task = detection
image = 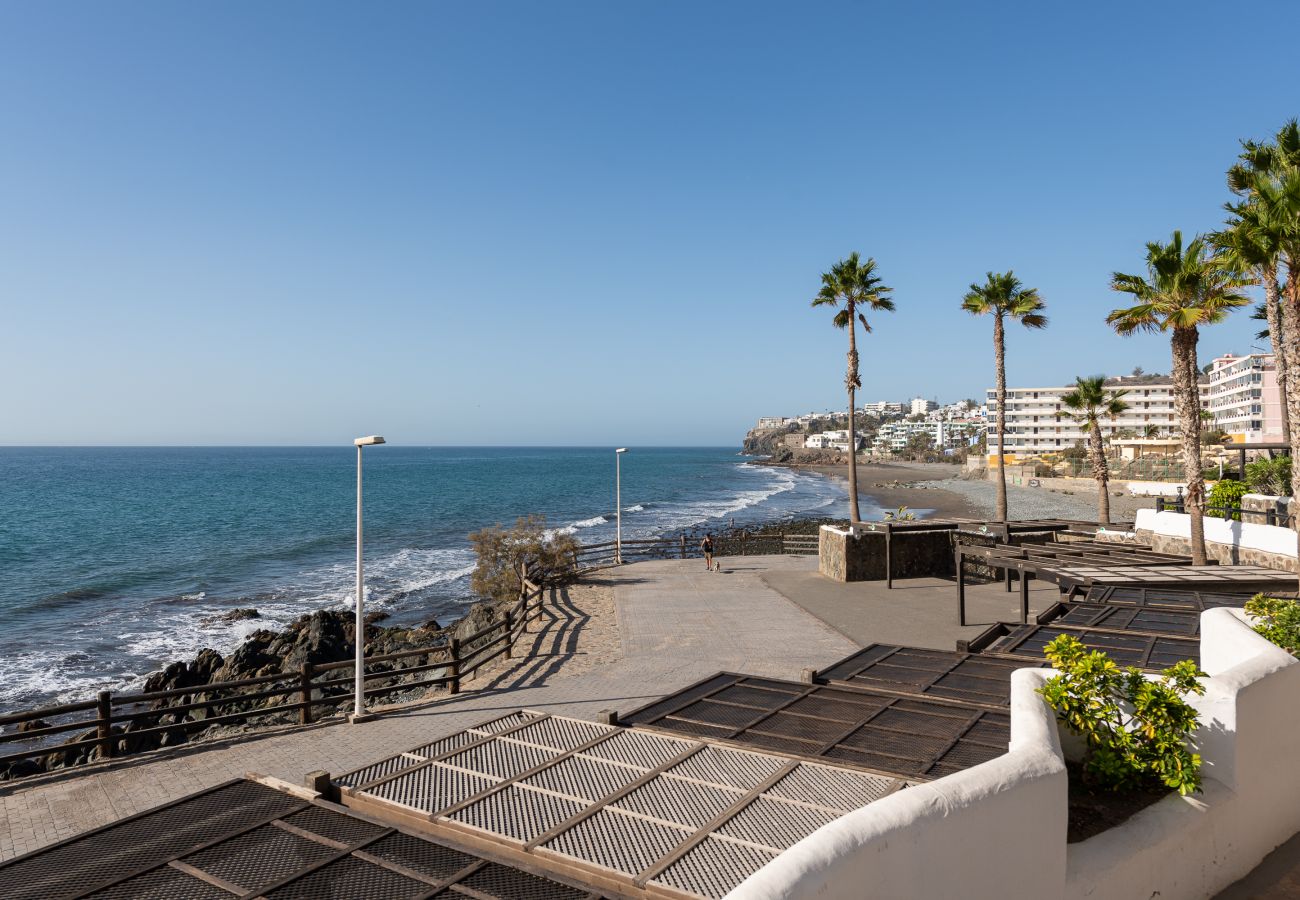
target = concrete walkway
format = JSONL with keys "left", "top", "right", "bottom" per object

{"left": 761, "top": 568, "right": 1062, "bottom": 650}
{"left": 0, "top": 555, "right": 853, "bottom": 862}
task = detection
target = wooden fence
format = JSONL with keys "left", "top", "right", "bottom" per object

{"left": 0, "top": 569, "right": 547, "bottom": 776}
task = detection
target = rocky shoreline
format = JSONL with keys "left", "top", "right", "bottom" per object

{"left": 0, "top": 597, "right": 514, "bottom": 781}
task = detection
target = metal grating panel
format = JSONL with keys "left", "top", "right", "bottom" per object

{"left": 457, "top": 862, "right": 592, "bottom": 900}
{"left": 520, "top": 753, "right": 646, "bottom": 802}
{"left": 666, "top": 745, "right": 786, "bottom": 790}
{"left": 766, "top": 764, "right": 899, "bottom": 811}
{"left": 265, "top": 854, "right": 428, "bottom": 899}
{"left": 450, "top": 785, "right": 587, "bottom": 843}
{"left": 669, "top": 698, "right": 776, "bottom": 731}
{"left": 336, "top": 753, "right": 425, "bottom": 789}
{"left": 612, "top": 774, "right": 743, "bottom": 828}
{"left": 282, "top": 805, "right": 388, "bottom": 846}
{"left": 718, "top": 795, "right": 840, "bottom": 848}
{"left": 470, "top": 710, "right": 545, "bottom": 735}
{"left": 444, "top": 737, "right": 562, "bottom": 779}
{"left": 649, "top": 835, "right": 778, "bottom": 900}
{"left": 361, "top": 831, "right": 476, "bottom": 882}
{"left": 989, "top": 623, "right": 1199, "bottom": 670}
{"left": 365, "top": 763, "right": 498, "bottom": 813}
{"left": 84, "top": 865, "right": 235, "bottom": 899}
{"left": 0, "top": 781, "right": 303, "bottom": 900}
{"left": 509, "top": 717, "right": 616, "bottom": 752}
{"left": 181, "top": 823, "right": 335, "bottom": 891}
{"left": 543, "top": 808, "right": 690, "bottom": 876}
{"left": 581, "top": 728, "right": 693, "bottom": 769}
{"left": 410, "top": 730, "right": 481, "bottom": 759}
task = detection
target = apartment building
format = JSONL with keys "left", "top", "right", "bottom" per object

{"left": 861, "top": 401, "right": 905, "bottom": 416}
{"left": 874, "top": 420, "right": 983, "bottom": 453}
{"left": 984, "top": 374, "right": 1188, "bottom": 458}
{"left": 910, "top": 398, "right": 937, "bottom": 416}
{"left": 1202, "top": 353, "right": 1283, "bottom": 442}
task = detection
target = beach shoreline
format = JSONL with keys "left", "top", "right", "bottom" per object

{"left": 756, "top": 459, "right": 981, "bottom": 519}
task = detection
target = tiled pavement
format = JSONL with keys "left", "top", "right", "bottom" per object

{"left": 0, "top": 554, "right": 853, "bottom": 862}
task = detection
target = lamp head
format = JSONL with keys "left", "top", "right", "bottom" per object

{"left": 615, "top": 448, "right": 628, "bottom": 453}
{"left": 354, "top": 435, "right": 386, "bottom": 446}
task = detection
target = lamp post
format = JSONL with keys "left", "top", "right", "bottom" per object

{"left": 351, "top": 434, "right": 386, "bottom": 723}
{"left": 615, "top": 448, "right": 628, "bottom": 564}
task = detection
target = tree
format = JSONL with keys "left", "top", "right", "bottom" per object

{"left": 1132, "top": 366, "right": 1145, "bottom": 377}
{"left": 1107, "top": 231, "right": 1251, "bottom": 564}
{"left": 1056, "top": 376, "right": 1129, "bottom": 524}
{"left": 962, "top": 271, "right": 1048, "bottom": 521}
{"left": 1227, "top": 120, "right": 1300, "bottom": 534}
{"left": 812, "top": 253, "right": 895, "bottom": 523}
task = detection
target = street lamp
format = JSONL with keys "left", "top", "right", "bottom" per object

{"left": 615, "top": 448, "right": 628, "bottom": 564}
{"left": 351, "top": 434, "right": 385, "bottom": 723}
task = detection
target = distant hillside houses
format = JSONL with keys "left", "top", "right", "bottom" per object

{"left": 803, "top": 430, "right": 866, "bottom": 451}
{"left": 874, "top": 420, "right": 985, "bottom": 453}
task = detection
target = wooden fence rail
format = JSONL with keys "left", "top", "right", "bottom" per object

{"left": 0, "top": 567, "right": 548, "bottom": 775}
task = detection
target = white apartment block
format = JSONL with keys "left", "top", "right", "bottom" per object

{"left": 755, "top": 416, "right": 792, "bottom": 429}
{"left": 984, "top": 374, "right": 1187, "bottom": 457}
{"left": 1203, "top": 353, "right": 1283, "bottom": 442}
{"left": 874, "top": 420, "right": 983, "bottom": 452}
{"left": 861, "top": 401, "right": 905, "bottom": 416}
{"left": 910, "top": 398, "right": 937, "bottom": 416}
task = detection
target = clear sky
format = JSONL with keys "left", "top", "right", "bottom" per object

{"left": 2, "top": 1, "right": 1297, "bottom": 446}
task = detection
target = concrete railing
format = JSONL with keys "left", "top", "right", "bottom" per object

{"left": 729, "top": 609, "right": 1300, "bottom": 900}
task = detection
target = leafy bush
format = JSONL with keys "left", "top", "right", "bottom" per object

{"left": 1245, "top": 455, "right": 1292, "bottom": 497}
{"left": 1245, "top": 594, "right": 1300, "bottom": 656}
{"left": 1038, "top": 635, "right": 1205, "bottom": 795}
{"left": 1207, "top": 479, "right": 1249, "bottom": 519}
{"left": 467, "top": 515, "right": 578, "bottom": 603}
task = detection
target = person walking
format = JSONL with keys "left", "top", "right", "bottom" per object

{"left": 700, "top": 534, "right": 716, "bottom": 572}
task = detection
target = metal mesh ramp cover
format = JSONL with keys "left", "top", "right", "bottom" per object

{"left": 0, "top": 777, "right": 607, "bottom": 900}
{"left": 986, "top": 623, "right": 1200, "bottom": 670}
{"left": 1083, "top": 585, "right": 1255, "bottom": 610}
{"left": 621, "top": 673, "right": 1011, "bottom": 780}
{"left": 339, "top": 710, "right": 909, "bottom": 899}
{"left": 816, "top": 644, "right": 1040, "bottom": 707}
{"left": 1041, "top": 602, "right": 1201, "bottom": 637}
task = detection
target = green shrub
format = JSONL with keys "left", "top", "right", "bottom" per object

{"left": 1245, "top": 594, "right": 1300, "bottom": 656}
{"left": 1245, "top": 455, "right": 1292, "bottom": 497}
{"left": 1207, "top": 479, "right": 1249, "bottom": 519}
{"left": 1038, "top": 635, "right": 1205, "bottom": 795}
{"left": 467, "top": 515, "right": 578, "bottom": 603}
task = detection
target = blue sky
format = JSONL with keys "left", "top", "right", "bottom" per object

{"left": 1, "top": 1, "right": 1296, "bottom": 446}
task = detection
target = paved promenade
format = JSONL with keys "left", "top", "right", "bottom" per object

{"left": 0, "top": 555, "right": 853, "bottom": 862}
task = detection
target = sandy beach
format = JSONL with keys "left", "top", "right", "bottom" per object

{"left": 773, "top": 459, "right": 1152, "bottom": 524}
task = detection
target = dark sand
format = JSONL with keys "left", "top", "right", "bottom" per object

{"left": 778, "top": 461, "right": 980, "bottom": 519}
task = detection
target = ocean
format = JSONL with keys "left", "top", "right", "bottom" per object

{"left": 0, "top": 446, "right": 862, "bottom": 713}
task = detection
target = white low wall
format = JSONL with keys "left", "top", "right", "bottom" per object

{"left": 1134, "top": 507, "right": 1298, "bottom": 559}
{"left": 727, "top": 669, "right": 1068, "bottom": 899}
{"left": 727, "top": 610, "right": 1300, "bottom": 900}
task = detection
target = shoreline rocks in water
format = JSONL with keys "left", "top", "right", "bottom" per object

{"left": 0, "top": 598, "right": 506, "bottom": 780}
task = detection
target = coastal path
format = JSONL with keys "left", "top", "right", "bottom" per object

{"left": 0, "top": 555, "right": 853, "bottom": 862}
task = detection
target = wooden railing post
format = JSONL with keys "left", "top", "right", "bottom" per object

{"left": 505, "top": 611, "right": 514, "bottom": 659}
{"left": 96, "top": 690, "right": 114, "bottom": 758}
{"left": 299, "top": 663, "right": 313, "bottom": 725}
{"left": 449, "top": 639, "right": 461, "bottom": 695}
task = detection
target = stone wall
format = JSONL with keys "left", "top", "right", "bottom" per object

{"left": 818, "top": 525, "right": 956, "bottom": 582}
{"left": 1125, "top": 508, "right": 1298, "bottom": 574}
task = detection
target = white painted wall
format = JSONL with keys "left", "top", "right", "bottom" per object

{"left": 727, "top": 609, "right": 1300, "bottom": 900}
{"left": 1134, "top": 507, "right": 1298, "bottom": 558}
{"left": 726, "top": 669, "right": 1068, "bottom": 899}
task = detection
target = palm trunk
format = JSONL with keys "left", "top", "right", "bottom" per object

{"left": 846, "top": 308, "right": 862, "bottom": 524}
{"left": 1171, "top": 326, "right": 1206, "bottom": 565}
{"left": 1090, "top": 420, "right": 1110, "bottom": 525}
{"left": 994, "top": 314, "right": 1008, "bottom": 522}
{"left": 1281, "top": 265, "right": 1300, "bottom": 545}
{"left": 1262, "top": 264, "right": 1290, "bottom": 444}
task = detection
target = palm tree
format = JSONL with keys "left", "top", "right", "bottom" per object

{"left": 1107, "top": 231, "right": 1251, "bottom": 564}
{"left": 1230, "top": 123, "right": 1300, "bottom": 530}
{"left": 812, "top": 253, "right": 895, "bottom": 523}
{"left": 961, "top": 272, "right": 1048, "bottom": 521}
{"left": 1056, "top": 376, "right": 1129, "bottom": 525}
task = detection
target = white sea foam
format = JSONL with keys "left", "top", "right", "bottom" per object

{"left": 623, "top": 504, "right": 645, "bottom": 512}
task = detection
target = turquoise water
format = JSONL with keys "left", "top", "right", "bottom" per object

{"left": 0, "top": 446, "right": 854, "bottom": 711}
